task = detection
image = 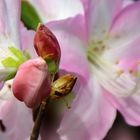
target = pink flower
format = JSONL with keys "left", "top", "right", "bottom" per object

{"left": 123, "top": 0, "right": 134, "bottom": 7}
{"left": 42, "top": 0, "right": 140, "bottom": 139}
{"left": 0, "top": 98, "right": 33, "bottom": 140}
{"left": 27, "top": 0, "right": 84, "bottom": 22}
{"left": 0, "top": 1, "right": 54, "bottom": 108}
{"left": 0, "top": 1, "right": 50, "bottom": 139}
{"left": 0, "top": 0, "right": 139, "bottom": 140}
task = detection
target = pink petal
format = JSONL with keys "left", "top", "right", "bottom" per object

{"left": 103, "top": 37, "right": 140, "bottom": 72}
{"left": 105, "top": 90, "right": 140, "bottom": 126}
{"left": 116, "top": 37, "right": 140, "bottom": 71}
{"left": 28, "top": 0, "right": 83, "bottom": 22}
{"left": 104, "top": 2, "right": 140, "bottom": 70}
{"left": 123, "top": 0, "right": 134, "bottom": 7}
{"left": 110, "top": 2, "right": 140, "bottom": 46}
{"left": 46, "top": 16, "right": 89, "bottom": 82}
{"left": 58, "top": 77, "right": 116, "bottom": 140}
{"left": 0, "top": 97, "right": 33, "bottom": 140}
{"left": 20, "top": 23, "right": 37, "bottom": 58}
{"left": 0, "top": 0, "right": 21, "bottom": 48}
{"left": 12, "top": 57, "right": 51, "bottom": 108}
{"left": 81, "top": 0, "right": 122, "bottom": 39}
{"left": 47, "top": 15, "right": 87, "bottom": 41}
{"left": 0, "top": 79, "right": 14, "bottom": 100}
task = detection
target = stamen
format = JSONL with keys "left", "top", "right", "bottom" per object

{"left": 93, "top": 47, "right": 99, "bottom": 52}
{"left": 137, "top": 61, "right": 140, "bottom": 64}
{"left": 131, "top": 64, "right": 140, "bottom": 94}
{"left": 129, "top": 69, "right": 133, "bottom": 74}
{"left": 117, "top": 69, "right": 124, "bottom": 76}
{"left": 115, "top": 60, "right": 119, "bottom": 64}
{"left": 101, "top": 45, "right": 105, "bottom": 50}
{"left": 7, "top": 84, "right": 11, "bottom": 89}
{"left": 62, "top": 98, "right": 71, "bottom": 109}
{"left": 133, "top": 71, "right": 138, "bottom": 77}
{"left": 87, "top": 38, "right": 140, "bottom": 97}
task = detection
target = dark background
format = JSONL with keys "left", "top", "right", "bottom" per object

{"left": 104, "top": 112, "right": 140, "bottom": 140}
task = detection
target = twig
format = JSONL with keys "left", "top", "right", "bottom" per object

{"left": 30, "top": 96, "right": 50, "bottom": 140}
{"left": 30, "top": 74, "right": 55, "bottom": 140}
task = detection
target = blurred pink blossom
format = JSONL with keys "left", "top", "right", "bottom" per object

{"left": 41, "top": 0, "right": 140, "bottom": 139}
{"left": 27, "top": 0, "right": 84, "bottom": 23}
{"left": 0, "top": 0, "right": 140, "bottom": 140}
{"left": 0, "top": 1, "right": 50, "bottom": 139}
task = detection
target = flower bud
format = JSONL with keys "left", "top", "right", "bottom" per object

{"left": 34, "top": 24, "right": 61, "bottom": 74}
{"left": 50, "top": 74, "right": 77, "bottom": 99}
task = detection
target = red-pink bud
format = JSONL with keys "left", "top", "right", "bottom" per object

{"left": 34, "top": 24, "right": 61, "bottom": 73}
{"left": 12, "top": 58, "right": 51, "bottom": 108}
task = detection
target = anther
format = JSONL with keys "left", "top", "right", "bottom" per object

{"left": 115, "top": 60, "right": 119, "bottom": 64}
{"left": 117, "top": 69, "right": 124, "bottom": 76}
{"left": 129, "top": 69, "right": 133, "bottom": 74}
{"left": 93, "top": 47, "right": 99, "bottom": 52}
{"left": 7, "top": 84, "right": 11, "bottom": 89}
{"left": 101, "top": 45, "right": 105, "bottom": 50}
{"left": 133, "top": 72, "right": 138, "bottom": 77}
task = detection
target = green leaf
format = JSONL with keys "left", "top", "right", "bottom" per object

{"left": 1, "top": 57, "right": 19, "bottom": 68}
{"left": 21, "top": 0, "right": 42, "bottom": 30}
{"left": 2, "top": 47, "right": 29, "bottom": 68}
{"left": 4, "top": 71, "right": 17, "bottom": 81}
{"left": 1, "top": 47, "right": 30, "bottom": 81}
{"left": 0, "top": 67, "right": 17, "bottom": 81}
{"left": 9, "top": 47, "right": 27, "bottom": 63}
{"left": 23, "top": 51, "right": 31, "bottom": 60}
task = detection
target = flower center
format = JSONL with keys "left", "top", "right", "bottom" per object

{"left": 86, "top": 39, "right": 140, "bottom": 97}
{"left": 87, "top": 38, "right": 109, "bottom": 69}
{"left": 88, "top": 40, "right": 106, "bottom": 55}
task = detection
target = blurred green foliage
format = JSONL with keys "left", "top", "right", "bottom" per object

{"left": 21, "top": 0, "right": 42, "bottom": 30}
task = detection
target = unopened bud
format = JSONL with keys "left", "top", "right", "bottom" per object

{"left": 34, "top": 24, "right": 61, "bottom": 73}
{"left": 50, "top": 74, "right": 77, "bottom": 99}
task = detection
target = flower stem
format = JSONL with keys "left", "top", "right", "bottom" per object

{"left": 30, "top": 74, "right": 55, "bottom": 140}
{"left": 30, "top": 96, "right": 50, "bottom": 140}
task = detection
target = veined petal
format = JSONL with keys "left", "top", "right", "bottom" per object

{"left": 81, "top": 0, "right": 122, "bottom": 40}
{"left": 105, "top": 90, "right": 140, "bottom": 126}
{"left": 0, "top": 97, "right": 33, "bottom": 140}
{"left": 20, "top": 23, "right": 37, "bottom": 58}
{"left": 0, "top": 0, "right": 21, "bottom": 48}
{"left": 103, "top": 23, "right": 140, "bottom": 96}
{"left": 58, "top": 76, "right": 116, "bottom": 140}
{"left": 109, "top": 2, "right": 140, "bottom": 47}
{"left": 0, "top": 79, "right": 13, "bottom": 99}
{"left": 123, "top": 0, "right": 134, "bottom": 7}
{"left": 0, "top": 24, "right": 33, "bottom": 82}
{"left": 0, "top": 1, "right": 24, "bottom": 82}
{"left": 28, "top": 0, "right": 83, "bottom": 23}
{"left": 47, "top": 16, "right": 89, "bottom": 82}
{"left": 89, "top": 55, "right": 139, "bottom": 97}
{"left": 103, "top": 36, "right": 140, "bottom": 71}
{"left": 47, "top": 15, "right": 87, "bottom": 41}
